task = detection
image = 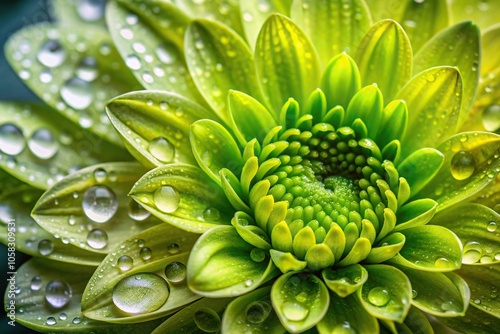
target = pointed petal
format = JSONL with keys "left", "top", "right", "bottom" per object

{"left": 344, "top": 84, "right": 384, "bottom": 138}
{"left": 397, "top": 148, "right": 444, "bottom": 197}
{"left": 322, "top": 264, "right": 368, "bottom": 298}
{"left": 449, "top": 0, "right": 500, "bottom": 30}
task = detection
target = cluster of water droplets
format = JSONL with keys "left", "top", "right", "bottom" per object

{"left": 462, "top": 220, "right": 499, "bottom": 264}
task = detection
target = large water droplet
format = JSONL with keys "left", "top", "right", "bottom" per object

{"left": 28, "top": 128, "right": 59, "bottom": 159}
{"left": 194, "top": 308, "right": 221, "bottom": 333}
{"left": 128, "top": 200, "right": 151, "bottom": 221}
{"left": 463, "top": 241, "right": 482, "bottom": 264}
{"left": 148, "top": 137, "right": 175, "bottom": 163}
{"left": 37, "top": 40, "right": 66, "bottom": 67}
{"left": 112, "top": 273, "right": 169, "bottom": 314}
{"left": 450, "top": 150, "right": 475, "bottom": 180}
{"left": 82, "top": 185, "right": 118, "bottom": 223}
{"left": 164, "top": 262, "right": 186, "bottom": 283}
{"left": 367, "top": 287, "right": 390, "bottom": 306}
{"left": 86, "top": 229, "right": 108, "bottom": 249}
{"left": 167, "top": 243, "right": 180, "bottom": 254}
{"left": 46, "top": 317, "right": 57, "bottom": 326}
{"left": 482, "top": 104, "right": 500, "bottom": 132}
{"left": 140, "top": 247, "right": 152, "bottom": 260}
{"left": 60, "top": 77, "right": 93, "bottom": 110}
{"left": 281, "top": 301, "right": 309, "bottom": 321}
{"left": 250, "top": 248, "right": 266, "bottom": 263}
{"left": 154, "top": 186, "right": 180, "bottom": 213}
{"left": 125, "top": 54, "right": 142, "bottom": 70}
{"left": 0, "top": 123, "right": 25, "bottom": 155}
{"left": 77, "top": 0, "right": 105, "bottom": 21}
{"left": 30, "top": 276, "right": 43, "bottom": 291}
{"left": 245, "top": 301, "right": 272, "bottom": 324}
{"left": 487, "top": 221, "right": 497, "bottom": 232}
{"left": 117, "top": 255, "right": 133, "bottom": 272}
{"left": 435, "top": 257, "right": 454, "bottom": 269}
{"left": 45, "top": 280, "right": 72, "bottom": 308}
{"left": 76, "top": 56, "right": 98, "bottom": 82}
{"left": 38, "top": 239, "right": 54, "bottom": 256}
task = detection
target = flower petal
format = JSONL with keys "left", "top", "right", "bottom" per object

{"left": 397, "top": 66, "right": 463, "bottom": 157}
{"left": 436, "top": 301, "right": 500, "bottom": 334}
{"left": 344, "top": 84, "right": 384, "bottom": 138}
{"left": 431, "top": 203, "right": 500, "bottom": 265}
{"left": 365, "top": 232, "right": 405, "bottom": 263}
{"left": 397, "top": 148, "right": 444, "bottom": 197}
{"left": 376, "top": 100, "right": 408, "bottom": 148}
{"left": 291, "top": 0, "right": 372, "bottom": 67}
{"left": 397, "top": 266, "right": 470, "bottom": 317}
{"left": 388, "top": 225, "right": 462, "bottom": 272}
{"left": 449, "top": 0, "right": 500, "bottom": 30}
{"left": 255, "top": 13, "right": 321, "bottom": 114}
{"left": 187, "top": 226, "right": 279, "bottom": 297}
{"left": 129, "top": 164, "right": 233, "bottom": 233}
{"left": 322, "top": 264, "right": 368, "bottom": 298}
{"left": 393, "top": 198, "right": 438, "bottom": 231}
{"left": 398, "top": 306, "right": 434, "bottom": 334}
{"left": 271, "top": 272, "right": 330, "bottom": 333}
{"left": 356, "top": 264, "right": 412, "bottom": 323}
{"left": 413, "top": 21, "right": 480, "bottom": 128}
{"left": 355, "top": 19, "right": 412, "bottom": 101}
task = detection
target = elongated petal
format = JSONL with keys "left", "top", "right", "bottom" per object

{"left": 394, "top": 198, "right": 437, "bottom": 231}
{"left": 255, "top": 14, "right": 320, "bottom": 114}
{"left": 398, "top": 306, "right": 434, "bottom": 334}
{"left": 291, "top": 0, "right": 372, "bottom": 66}
{"left": 322, "top": 264, "right": 368, "bottom": 297}
{"left": 355, "top": 19, "right": 412, "bottom": 101}
{"left": 344, "top": 84, "right": 384, "bottom": 138}
{"left": 187, "top": 226, "right": 279, "bottom": 297}
{"left": 397, "top": 148, "right": 444, "bottom": 197}
{"left": 449, "top": 0, "right": 500, "bottom": 30}
{"left": 129, "top": 164, "right": 233, "bottom": 233}
{"left": 376, "top": 100, "right": 408, "bottom": 148}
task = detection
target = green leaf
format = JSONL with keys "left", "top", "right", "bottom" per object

{"left": 222, "top": 286, "right": 286, "bottom": 334}
{"left": 397, "top": 148, "right": 444, "bottom": 197}
{"left": 187, "top": 226, "right": 279, "bottom": 297}
{"left": 129, "top": 164, "right": 233, "bottom": 233}
{"left": 397, "top": 266, "right": 470, "bottom": 317}
{"left": 388, "top": 225, "right": 462, "bottom": 272}
{"left": 344, "top": 84, "right": 384, "bottom": 138}
{"left": 5, "top": 258, "right": 164, "bottom": 332}
{"left": 397, "top": 66, "right": 463, "bottom": 157}
{"left": 418, "top": 132, "right": 500, "bottom": 210}
{"left": 458, "top": 264, "right": 500, "bottom": 318}
{"left": 32, "top": 162, "right": 162, "bottom": 254}
{"left": 291, "top": 0, "right": 372, "bottom": 66}
{"left": 322, "top": 264, "right": 368, "bottom": 298}
{"left": 185, "top": 19, "right": 263, "bottom": 124}
{"left": 0, "top": 102, "right": 130, "bottom": 190}
{"left": 255, "top": 13, "right": 320, "bottom": 114}
{"left": 413, "top": 21, "right": 480, "bottom": 128}
{"left": 271, "top": 272, "right": 329, "bottom": 333}
{"left": 51, "top": 0, "right": 107, "bottom": 27}
{"left": 449, "top": 0, "right": 500, "bottom": 30}
{"left": 355, "top": 19, "right": 412, "bottom": 101}
{"left": 190, "top": 119, "right": 243, "bottom": 185}
{"left": 356, "top": 264, "right": 412, "bottom": 323}
{"left": 431, "top": 203, "right": 500, "bottom": 265}
{"left": 376, "top": 100, "right": 408, "bottom": 148}
{"left": 397, "top": 306, "right": 434, "bottom": 334}
{"left": 106, "top": 90, "right": 214, "bottom": 168}
{"left": 317, "top": 292, "right": 379, "bottom": 334}
{"left": 437, "top": 301, "right": 500, "bottom": 334}
{"left": 5, "top": 23, "right": 140, "bottom": 147}
{"left": 152, "top": 297, "right": 233, "bottom": 334}
{"left": 82, "top": 223, "right": 200, "bottom": 323}
{"left": 394, "top": 198, "right": 438, "bottom": 232}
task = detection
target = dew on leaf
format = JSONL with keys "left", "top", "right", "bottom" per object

{"left": 164, "top": 262, "right": 186, "bottom": 283}
{"left": 450, "top": 150, "right": 475, "bottom": 180}
{"left": 194, "top": 308, "right": 221, "bottom": 333}
{"left": 167, "top": 243, "right": 180, "bottom": 254}
{"left": 38, "top": 239, "right": 54, "bottom": 256}
{"left": 117, "top": 255, "right": 133, "bottom": 272}
{"left": 0, "top": 123, "right": 25, "bottom": 155}
{"left": 76, "top": 56, "right": 98, "bottom": 82}
{"left": 37, "top": 40, "right": 66, "bottom": 68}
{"left": 246, "top": 300, "right": 272, "bottom": 324}
{"left": 367, "top": 287, "right": 390, "bottom": 307}
{"left": 76, "top": 0, "right": 105, "bottom": 21}
{"left": 30, "top": 276, "right": 42, "bottom": 291}
{"left": 140, "top": 247, "right": 152, "bottom": 260}
{"left": 28, "top": 128, "right": 59, "bottom": 159}
{"left": 482, "top": 104, "right": 500, "bottom": 132}
{"left": 45, "top": 280, "right": 72, "bottom": 308}
{"left": 60, "top": 77, "right": 93, "bottom": 110}
{"left": 86, "top": 229, "right": 108, "bottom": 249}
{"left": 125, "top": 54, "right": 141, "bottom": 70}
{"left": 487, "top": 221, "right": 497, "bottom": 232}
{"left": 148, "top": 137, "right": 175, "bottom": 163}
{"left": 128, "top": 200, "right": 151, "bottom": 221}
{"left": 154, "top": 186, "right": 180, "bottom": 213}
{"left": 281, "top": 301, "right": 309, "bottom": 321}
{"left": 46, "top": 317, "right": 56, "bottom": 326}
{"left": 463, "top": 241, "right": 482, "bottom": 264}
{"left": 82, "top": 185, "right": 118, "bottom": 223}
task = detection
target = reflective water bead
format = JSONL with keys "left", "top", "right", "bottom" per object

{"left": 45, "top": 280, "right": 72, "bottom": 308}
{"left": 154, "top": 186, "right": 180, "bottom": 213}
{"left": 59, "top": 313, "right": 67, "bottom": 320}
{"left": 281, "top": 301, "right": 309, "bottom": 321}
{"left": 463, "top": 241, "right": 482, "bottom": 264}
{"left": 77, "top": 0, "right": 105, "bottom": 21}
{"left": 332, "top": 322, "right": 356, "bottom": 334}
{"left": 156, "top": 43, "right": 177, "bottom": 64}
{"left": 93, "top": 167, "right": 107, "bottom": 183}
{"left": 487, "top": 221, "right": 497, "bottom": 232}
{"left": 125, "top": 54, "right": 141, "bottom": 70}
{"left": 367, "top": 287, "right": 390, "bottom": 306}
{"left": 37, "top": 40, "right": 66, "bottom": 67}
{"left": 245, "top": 301, "right": 272, "bottom": 324}
{"left": 112, "top": 273, "right": 169, "bottom": 314}
{"left": 250, "top": 248, "right": 266, "bottom": 262}
{"left": 167, "top": 243, "right": 180, "bottom": 254}
{"left": 82, "top": 185, "right": 118, "bottom": 223}
{"left": 140, "top": 247, "right": 153, "bottom": 260}
{"left": 60, "top": 77, "right": 93, "bottom": 110}
{"left": 128, "top": 200, "right": 151, "bottom": 221}
{"left": 202, "top": 207, "right": 220, "bottom": 221}
{"left": 0, "top": 123, "right": 25, "bottom": 155}
{"left": 117, "top": 255, "right": 134, "bottom": 272}
{"left": 450, "top": 150, "right": 475, "bottom": 180}
{"left": 86, "top": 229, "right": 108, "bottom": 249}
{"left": 38, "top": 239, "right": 54, "bottom": 256}
{"left": 39, "top": 69, "right": 52, "bottom": 83}
{"left": 30, "top": 276, "right": 43, "bottom": 291}
{"left": 194, "top": 308, "right": 221, "bottom": 333}
{"left": 76, "top": 56, "right": 98, "bottom": 82}
{"left": 72, "top": 317, "right": 81, "bottom": 324}
{"left": 28, "top": 128, "right": 59, "bottom": 159}
{"left": 46, "top": 317, "right": 56, "bottom": 326}
{"left": 164, "top": 262, "right": 186, "bottom": 283}
{"left": 148, "top": 137, "right": 175, "bottom": 163}
{"left": 482, "top": 104, "right": 500, "bottom": 132}
{"left": 434, "top": 257, "right": 454, "bottom": 269}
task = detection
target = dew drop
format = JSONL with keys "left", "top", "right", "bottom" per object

{"left": 86, "top": 229, "right": 108, "bottom": 249}
{"left": 39, "top": 69, "right": 53, "bottom": 83}
{"left": 30, "top": 276, "right": 43, "bottom": 291}
{"left": 246, "top": 301, "right": 272, "bottom": 324}
{"left": 125, "top": 54, "right": 142, "bottom": 70}
{"left": 463, "top": 241, "right": 482, "bottom": 264}
{"left": 46, "top": 317, "right": 57, "bottom": 326}
{"left": 281, "top": 301, "right": 309, "bottom": 321}
{"left": 28, "top": 128, "right": 59, "bottom": 159}
{"left": 148, "top": 137, "right": 175, "bottom": 163}
{"left": 0, "top": 123, "right": 25, "bottom": 155}
{"left": 120, "top": 28, "right": 134, "bottom": 40}
{"left": 82, "top": 185, "right": 118, "bottom": 223}
{"left": 77, "top": 0, "right": 105, "bottom": 21}
{"left": 367, "top": 287, "right": 390, "bottom": 307}
{"left": 480, "top": 255, "right": 493, "bottom": 264}
{"left": 250, "top": 248, "right": 266, "bottom": 262}
{"left": 76, "top": 56, "right": 98, "bottom": 82}
{"left": 72, "top": 317, "right": 81, "bottom": 324}
{"left": 154, "top": 186, "right": 180, "bottom": 213}
{"left": 202, "top": 207, "right": 220, "bottom": 221}
{"left": 434, "top": 257, "right": 454, "bottom": 269}
{"left": 38, "top": 239, "right": 54, "bottom": 256}
{"left": 126, "top": 13, "right": 139, "bottom": 25}
{"left": 487, "top": 221, "right": 497, "bottom": 232}
{"left": 164, "top": 262, "right": 186, "bottom": 283}
{"left": 167, "top": 243, "right": 180, "bottom": 254}
{"left": 93, "top": 168, "right": 107, "bottom": 183}
{"left": 450, "top": 150, "right": 475, "bottom": 180}
{"left": 112, "top": 273, "right": 169, "bottom": 314}
{"left": 60, "top": 77, "right": 93, "bottom": 110}
{"left": 194, "top": 308, "right": 221, "bottom": 333}
{"left": 37, "top": 40, "right": 66, "bottom": 67}
{"left": 140, "top": 247, "right": 152, "bottom": 260}
{"left": 156, "top": 43, "right": 177, "bottom": 64}
{"left": 117, "top": 255, "right": 133, "bottom": 272}
{"left": 59, "top": 312, "right": 67, "bottom": 320}
{"left": 128, "top": 200, "right": 151, "bottom": 221}
{"left": 411, "top": 289, "right": 418, "bottom": 299}
{"left": 482, "top": 104, "right": 500, "bottom": 132}
{"left": 45, "top": 280, "right": 72, "bottom": 308}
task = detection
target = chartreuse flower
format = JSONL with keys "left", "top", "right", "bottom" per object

{"left": 1, "top": 0, "right": 499, "bottom": 333}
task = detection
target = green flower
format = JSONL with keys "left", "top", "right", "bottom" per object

{"left": 1, "top": 0, "right": 499, "bottom": 333}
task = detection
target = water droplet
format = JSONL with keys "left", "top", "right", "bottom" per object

{"left": 28, "top": 128, "right": 58, "bottom": 159}
{"left": 435, "top": 257, "right": 454, "bottom": 269}
{"left": 30, "top": 276, "right": 43, "bottom": 291}
{"left": 136, "top": 239, "right": 145, "bottom": 248}
{"left": 37, "top": 40, "right": 66, "bottom": 67}
{"left": 0, "top": 123, "right": 25, "bottom": 156}
{"left": 167, "top": 243, "right": 180, "bottom": 254}
{"left": 45, "top": 280, "right": 72, "bottom": 308}
{"left": 46, "top": 317, "right": 57, "bottom": 326}
{"left": 154, "top": 186, "right": 180, "bottom": 213}
{"left": 243, "top": 12, "right": 254, "bottom": 22}
{"left": 367, "top": 287, "right": 390, "bottom": 306}
{"left": 164, "top": 262, "right": 186, "bottom": 283}
{"left": 250, "top": 248, "right": 266, "bottom": 262}
{"left": 77, "top": 0, "right": 105, "bottom": 21}
{"left": 463, "top": 241, "right": 482, "bottom": 264}
{"left": 246, "top": 301, "right": 272, "bottom": 324}
{"left": 59, "top": 312, "right": 67, "bottom": 320}
{"left": 86, "top": 229, "right": 108, "bottom": 249}
{"left": 482, "top": 104, "right": 500, "bottom": 132}
{"left": 450, "top": 150, "right": 475, "bottom": 180}
{"left": 117, "top": 255, "right": 133, "bottom": 272}
{"left": 82, "top": 185, "right": 118, "bottom": 223}
{"left": 487, "top": 221, "right": 497, "bottom": 232}
{"left": 128, "top": 200, "right": 151, "bottom": 221}
{"left": 148, "top": 137, "right": 175, "bottom": 163}
{"left": 281, "top": 301, "right": 309, "bottom": 321}
{"left": 72, "top": 317, "right": 81, "bottom": 324}
{"left": 120, "top": 28, "right": 134, "bottom": 40}
{"left": 112, "top": 273, "right": 169, "bottom": 314}
{"left": 40, "top": 69, "right": 53, "bottom": 83}
{"left": 93, "top": 168, "right": 107, "bottom": 183}
{"left": 126, "top": 13, "right": 139, "bottom": 25}
{"left": 76, "top": 56, "right": 98, "bottom": 82}
{"left": 194, "top": 308, "right": 221, "bottom": 333}
{"left": 38, "top": 239, "right": 54, "bottom": 256}
{"left": 125, "top": 54, "right": 141, "bottom": 70}
{"left": 60, "top": 77, "right": 93, "bottom": 110}
{"left": 411, "top": 289, "right": 418, "bottom": 299}
{"left": 202, "top": 207, "right": 220, "bottom": 221}
{"left": 140, "top": 247, "right": 152, "bottom": 260}
{"left": 156, "top": 43, "right": 177, "bottom": 64}
{"left": 480, "top": 255, "right": 493, "bottom": 264}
